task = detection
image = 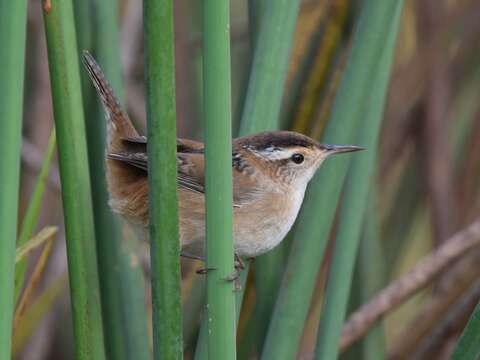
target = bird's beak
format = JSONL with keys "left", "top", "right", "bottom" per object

{"left": 323, "top": 144, "right": 365, "bottom": 154}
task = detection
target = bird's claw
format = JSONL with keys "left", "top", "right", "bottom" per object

{"left": 224, "top": 270, "right": 242, "bottom": 291}
{"left": 234, "top": 253, "right": 246, "bottom": 270}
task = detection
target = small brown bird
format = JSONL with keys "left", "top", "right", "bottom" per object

{"left": 82, "top": 51, "right": 363, "bottom": 263}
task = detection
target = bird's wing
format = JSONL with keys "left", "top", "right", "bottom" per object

{"left": 108, "top": 151, "right": 206, "bottom": 195}
{"left": 117, "top": 136, "right": 206, "bottom": 193}
{"left": 107, "top": 152, "right": 148, "bottom": 171}
{"left": 121, "top": 136, "right": 204, "bottom": 153}
{"left": 109, "top": 141, "right": 260, "bottom": 205}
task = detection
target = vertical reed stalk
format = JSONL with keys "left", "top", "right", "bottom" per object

{"left": 197, "top": 2, "right": 301, "bottom": 358}
{"left": 241, "top": 1, "right": 301, "bottom": 353}
{"left": 262, "top": 1, "right": 403, "bottom": 358}
{"left": 144, "top": 0, "right": 183, "bottom": 358}
{"left": 15, "top": 129, "right": 56, "bottom": 303}
{"left": 80, "top": 1, "right": 149, "bottom": 358}
{"left": 345, "top": 197, "right": 386, "bottom": 360}
{"left": 203, "top": 0, "right": 236, "bottom": 359}
{"left": 247, "top": 0, "right": 266, "bottom": 52}
{"left": 0, "top": 0, "right": 28, "bottom": 358}
{"left": 42, "top": 1, "right": 106, "bottom": 358}
{"left": 315, "top": 3, "right": 403, "bottom": 358}
{"left": 240, "top": 0, "right": 301, "bottom": 134}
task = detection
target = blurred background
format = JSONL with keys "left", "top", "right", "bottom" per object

{"left": 15, "top": 0, "right": 480, "bottom": 359}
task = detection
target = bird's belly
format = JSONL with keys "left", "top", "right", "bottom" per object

{"left": 179, "top": 216, "right": 297, "bottom": 258}
{"left": 232, "top": 189, "right": 304, "bottom": 257}
{"left": 139, "top": 189, "right": 305, "bottom": 259}
{"left": 233, "top": 216, "right": 295, "bottom": 257}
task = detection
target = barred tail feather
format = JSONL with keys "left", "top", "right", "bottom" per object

{"left": 81, "top": 50, "right": 138, "bottom": 150}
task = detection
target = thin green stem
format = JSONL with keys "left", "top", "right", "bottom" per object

{"left": 236, "top": 1, "right": 301, "bottom": 356}
{"left": 15, "top": 129, "right": 56, "bottom": 303}
{"left": 247, "top": 0, "right": 267, "bottom": 54}
{"left": 118, "top": 243, "right": 150, "bottom": 360}
{"left": 315, "top": 3, "right": 403, "bottom": 358}
{"left": 203, "top": 0, "right": 236, "bottom": 359}
{"left": 77, "top": 0, "right": 150, "bottom": 358}
{"left": 42, "top": 0, "right": 106, "bottom": 358}
{"left": 0, "top": 0, "right": 28, "bottom": 358}
{"left": 144, "top": 0, "right": 183, "bottom": 358}
{"left": 196, "top": 1, "right": 301, "bottom": 357}
{"left": 342, "top": 194, "right": 386, "bottom": 360}
{"left": 240, "top": 0, "right": 301, "bottom": 135}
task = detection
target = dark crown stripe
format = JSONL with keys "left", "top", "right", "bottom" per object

{"left": 237, "top": 131, "right": 317, "bottom": 151}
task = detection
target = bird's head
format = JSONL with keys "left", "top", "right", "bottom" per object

{"left": 236, "top": 131, "right": 364, "bottom": 188}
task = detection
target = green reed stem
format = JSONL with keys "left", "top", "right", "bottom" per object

{"left": 203, "top": 1, "right": 236, "bottom": 359}
{"left": 240, "top": 0, "right": 301, "bottom": 134}
{"left": 315, "top": 3, "right": 403, "bottom": 359}
{"left": 42, "top": 1, "right": 106, "bottom": 358}
{"left": 0, "top": 0, "right": 28, "bottom": 358}
{"left": 144, "top": 0, "right": 183, "bottom": 358}
{"left": 262, "top": 1, "right": 403, "bottom": 359}
{"left": 78, "top": 0, "right": 150, "bottom": 358}
{"left": 15, "top": 129, "right": 56, "bottom": 303}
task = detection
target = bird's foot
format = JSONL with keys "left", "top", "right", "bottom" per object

{"left": 224, "top": 270, "right": 242, "bottom": 291}
{"left": 234, "top": 253, "right": 246, "bottom": 270}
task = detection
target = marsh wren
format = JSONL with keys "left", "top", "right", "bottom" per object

{"left": 82, "top": 51, "right": 363, "bottom": 263}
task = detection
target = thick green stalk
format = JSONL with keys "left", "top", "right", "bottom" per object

{"left": 117, "top": 244, "right": 150, "bottom": 360}
{"left": 450, "top": 300, "right": 480, "bottom": 360}
{"left": 81, "top": 4, "right": 126, "bottom": 360}
{"left": 240, "top": 0, "right": 301, "bottom": 134}
{"left": 74, "top": 3, "right": 126, "bottom": 357}
{"left": 198, "top": 1, "right": 301, "bottom": 349}
{"left": 203, "top": 1, "right": 236, "bottom": 359}
{"left": 76, "top": 1, "right": 150, "bottom": 358}
{"left": 73, "top": 0, "right": 92, "bottom": 83}
{"left": 315, "top": 3, "right": 403, "bottom": 358}
{"left": 144, "top": 0, "right": 183, "bottom": 358}
{"left": 347, "top": 198, "right": 386, "bottom": 360}
{"left": 247, "top": 0, "right": 267, "bottom": 52}
{"left": 262, "top": 1, "right": 403, "bottom": 358}
{"left": 238, "top": 1, "right": 301, "bottom": 355}
{"left": 339, "top": 197, "right": 386, "bottom": 360}
{"left": 15, "top": 129, "right": 56, "bottom": 303}
{"left": 0, "top": 0, "right": 28, "bottom": 358}
{"left": 42, "top": 1, "right": 106, "bottom": 359}
{"left": 73, "top": 0, "right": 93, "bottom": 118}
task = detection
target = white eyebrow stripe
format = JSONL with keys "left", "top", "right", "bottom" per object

{"left": 251, "top": 148, "right": 297, "bottom": 161}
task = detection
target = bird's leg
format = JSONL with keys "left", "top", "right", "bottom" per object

{"left": 223, "top": 254, "right": 247, "bottom": 290}
{"left": 223, "top": 270, "right": 242, "bottom": 291}
{"left": 234, "top": 253, "right": 245, "bottom": 270}
{"left": 224, "top": 253, "right": 245, "bottom": 280}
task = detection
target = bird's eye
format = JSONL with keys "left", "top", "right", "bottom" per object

{"left": 291, "top": 153, "right": 304, "bottom": 164}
